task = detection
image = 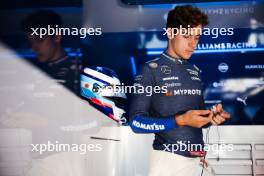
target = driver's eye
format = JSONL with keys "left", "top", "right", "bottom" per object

{"left": 183, "top": 35, "right": 190, "bottom": 39}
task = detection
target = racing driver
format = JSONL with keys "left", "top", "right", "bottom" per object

{"left": 129, "top": 5, "right": 230, "bottom": 176}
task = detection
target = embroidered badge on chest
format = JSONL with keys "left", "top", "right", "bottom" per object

{"left": 161, "top": 65, "right": 171, "bottom": 74}
{"left": 149, "top": 62, "right": 158, "bottom": 69}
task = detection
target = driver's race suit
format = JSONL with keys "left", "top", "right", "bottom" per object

{"left": 129, "top": 52, "right": 206, "bottom": 157}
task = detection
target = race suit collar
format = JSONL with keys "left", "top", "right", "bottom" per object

{"left": 47, "top": 55, "right": 68, "bottom": 66}
{"left": 161, "top": 51, "right": 188, "bottom": 65}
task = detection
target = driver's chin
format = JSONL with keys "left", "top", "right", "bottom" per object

{"left": 38, "top": 55, "right": 49, "bottom": 62}
{"left": 181, "top": 54, "right": 191, "bottom": 60}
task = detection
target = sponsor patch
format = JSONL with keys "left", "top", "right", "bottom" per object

{"left": 149, "top": 62, "right": 158, "bottom": 69}
{"left": 162, "top": 76, "right": 179, "bottom": 81}
{"left": 191, "top": 77, "right": 201, "bottom": 81}
{"left": 164, "top": 82, "right": 181, "bottom": 87}
{"left": 165, "top": 89, "right": 202, "bottom": 96}
{"left": 135, "top": 75, "right": 143, "bottom": 81}
{"left": 186, "top": 69, "right": 199, "bottom": 76}
{"left": 161, "top": 65, "right": 171, "bottom": 74}
{"left": 193, "top": 64, "right": 202, "bottom": 73}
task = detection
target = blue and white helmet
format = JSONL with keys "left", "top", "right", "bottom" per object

{"left": 80, "top": 66, "right": 127, "bottom": 125}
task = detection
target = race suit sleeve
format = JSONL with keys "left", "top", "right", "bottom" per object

{"left": 129, "top": 65, "right": 178, "bottom": 133}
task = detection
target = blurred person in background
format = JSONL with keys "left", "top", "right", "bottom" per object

{"left": 21, "top": 10, "right": 82, "bottom": 96}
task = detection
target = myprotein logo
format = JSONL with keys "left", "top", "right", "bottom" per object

{"left": 165, "top": 89, "right": 202, "bottom": 96}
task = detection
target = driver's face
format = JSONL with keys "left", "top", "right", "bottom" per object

{"left": 167, "top": 25, "right": 202, "bottom": 59}
{"left": 26, "top": 33, "right": 58, "bottom": 62}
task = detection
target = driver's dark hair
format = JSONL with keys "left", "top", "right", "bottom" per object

{"left": 21, "top": 10, "right": 63, "bottom": 32}
{"left": 166, "top": 5, "right": 209, "bottom": 29}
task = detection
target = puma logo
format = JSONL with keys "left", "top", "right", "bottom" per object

{"left": 236, "top": 97, "right": 247, "bottom": 106}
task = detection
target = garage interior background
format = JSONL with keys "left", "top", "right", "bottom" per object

{"left": 0, "top": 0, "right": 264, "bottom": 176}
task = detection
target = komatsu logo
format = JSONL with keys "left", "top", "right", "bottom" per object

{"left": 132, "top": 120, "right": 165, "bottom": 131}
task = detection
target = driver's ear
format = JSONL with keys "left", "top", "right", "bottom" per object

{"left": 166, "top": 28, "right": 173, "bottom": 40}
{"left": 54, "top": 35, "right": 62, "bottom": 43}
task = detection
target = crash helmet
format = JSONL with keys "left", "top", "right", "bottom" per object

{"left": 80, "top": 66, "right": 127, "bottom": 125}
